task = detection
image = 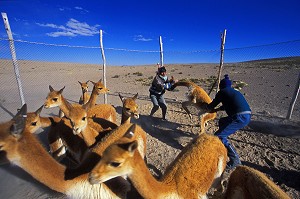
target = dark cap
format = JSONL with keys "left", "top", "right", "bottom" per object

{"left": 219, "top": 74, "right": 232, "bottom": 89}
{"left": 158, "top": 66, "right": 166, "bottom": 73}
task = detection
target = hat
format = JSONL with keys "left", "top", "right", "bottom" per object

{"left": 158, "top": 66, "right": 166, "bottom": 73}
{"left": 219, "top": 74, "right": 232, "bottom": 89}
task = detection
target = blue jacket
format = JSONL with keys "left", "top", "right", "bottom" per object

{"left": 207, "top": 87, "right": 251, "bottom": 117}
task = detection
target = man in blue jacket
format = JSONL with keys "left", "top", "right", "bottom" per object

{"left": 206, "top": 74, "right": 251, "bottom": 170}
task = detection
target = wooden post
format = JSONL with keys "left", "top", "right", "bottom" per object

{"left": 286, "top": 72, "right": 300, "bottom": 120}
{"left": 1, "top": 12, "right": 25, "bottom": 106}
{"left": 159, "top": 36, "right": 164, "bottom": 66}
{"left": 216, "top": 29, "right": 227, "bottom": 93}
{"left": 99, "top": 30, "right": 107, "bottom": 104}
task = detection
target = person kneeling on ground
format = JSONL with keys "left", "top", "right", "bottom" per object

{"left": 149, "top": 66, "right": 177, "bottom": 121}
{"left": 206, "top": 74, "right": 251, "bottom": 170}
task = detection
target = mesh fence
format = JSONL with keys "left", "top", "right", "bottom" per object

{"left": 0, "top": 38, "right": 299, "bottom": 121}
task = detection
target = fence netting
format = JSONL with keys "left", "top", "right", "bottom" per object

{"left": 0, "top": 38, "right": 299, "bottom": 121}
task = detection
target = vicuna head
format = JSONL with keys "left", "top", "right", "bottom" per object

{"left": 26, "top": 105, "right": 44, "bottom": 133}
{"left": 119, "top": 93, "right": 139, "bottom": 120}
{"left": 89, "top": 124, "right": 137, "bottom": 184}
{"left": 90, "top": 79, "right": 109, "bottom": 95}
{"left": 68, "top": 105, "right": 88, "bottom": 135}
{"left": 44, "top": 85, "right": 65, "bottom": 108}
{"left": 78, "top": 80, "right": 90, "bottom": 93}
{"left": 0, "top": 104, "right": 27, "bottom": 164}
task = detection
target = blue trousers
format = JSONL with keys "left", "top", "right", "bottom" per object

{"left": 150, "top": 93, "right": 167, "bottom": 119}
{"left": 215, "top": 113, "right": 251, "bottom": 147}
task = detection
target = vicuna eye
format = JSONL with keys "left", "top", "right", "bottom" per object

{"left": 98, "top": 88, "right": 102, "bottom": 90}
{"left": 110, "top": 162, "right": 121, "bottom": 167}
{"left": 53, "top": 98, "right": 58, "bottom": 102}
{"left": 126, "top": 108, "right": 131, "bottom": 111}
{"left": 31, "top": 122, "right": 37, "bottom": 126}
{"left": 82, "top": 117, "right": 86, "bottom": 121}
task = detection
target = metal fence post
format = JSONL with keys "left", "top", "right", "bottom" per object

{"left": 99, "top": 29, "right": 107, "bottom": 104}
{"left": 1, "top": 12, "right": 25, "bottom": 106}
{"left": 159, "top": 36, "right": 164, "bottom": 66}
{"left": 286, "top": 72, "right": 300, "bottom": 120}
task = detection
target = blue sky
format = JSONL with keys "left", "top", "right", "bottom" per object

{"left": 0, "top": 0, "right": 300, "bottom": 65}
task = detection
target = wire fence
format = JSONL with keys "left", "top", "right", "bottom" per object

{"left": 0, "top": 38, "right": 299, "bottom": 122}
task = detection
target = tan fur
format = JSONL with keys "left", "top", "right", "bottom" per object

{"left": 44, "top": 84, "right": 116, "bottom": 123}
{"left": 78, "top": 80, "right": 91, "bottom": 105}
{"left": 224, "top": 165, "right": 291, "bottom": 199}
{"left": 0, "top": 104, "right": 130, "bottom": 199}
{"left": 91, "top": 124, "right": 147, "bottom": 159}
{"left": 89, "top": 126, "right": 227, "bottom": 199}
{"left": 84, "top": 80, "right": 117, "bottom": 123}
{"left": 26, "top": 105, "right": 61, "bottom": 133}
{"left": 173, "top": 81, "right": 217, "bottom": 134}
{"left": 119, "top": 93, "right": 139, "bottom": 124}
{"left": 68, "top": 104, "right": 118, "bottom": 147}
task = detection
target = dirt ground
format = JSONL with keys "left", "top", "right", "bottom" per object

{"left": 0, "top": 59, "right": 299, "bottom": 198}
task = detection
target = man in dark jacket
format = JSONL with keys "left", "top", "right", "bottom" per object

{"left": 207, "top": 74, "right": 251, "bottom": 170}
{"left": 149, "top": 66, "right": 176, "bottom": 120}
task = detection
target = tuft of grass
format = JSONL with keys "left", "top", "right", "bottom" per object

{"left": 112, "top": 75, "right": 120, "bottom": 78}
{"left": 133, "top": 72, "right": 143, "bottom": 76}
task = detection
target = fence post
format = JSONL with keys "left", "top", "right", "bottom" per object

{"left": 159, "top": 36, "right": 164, "bottom": 66}
{"left": 1, "top": 12, "right": 25, "bottom": 106}
{"left": 99, "top": 29, "right": 107, "bottom": 104}
{"left": 216, "top": 29, "right": 227, "bottom": 93}
{"left": 286, "top": 72, "right": 300, "bottom": 120}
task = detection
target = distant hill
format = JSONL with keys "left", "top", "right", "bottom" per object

{"left": 227, "top": 56, "right": 300, "bottom": 69}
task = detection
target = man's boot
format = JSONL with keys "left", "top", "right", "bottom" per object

{"left": 226, "top": 144, "right": 242, "bottom": 170}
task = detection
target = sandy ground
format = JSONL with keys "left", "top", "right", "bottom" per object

{"left": 0, "top": 59, "right": 299, "bottom": 198}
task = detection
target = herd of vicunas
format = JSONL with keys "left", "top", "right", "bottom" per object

{"left": 0, "top": 79, "right": 291, "bottom": 199}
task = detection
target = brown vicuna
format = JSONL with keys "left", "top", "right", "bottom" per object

{"left": 0, "top": 104, "right": 130, "bottom": 199}
{"left": 48, "top": 104, "right": 118, "bottom": 163}
{"left": 26, "top": 105, "right": 60, "bottom": 133}
{"left": 224, "top": 165, "right": 291, "bottom": 199}
{"left": 119, "top": 93, "right": 139, "bottom": 124}
{"left": 78, "top": 80, "right": 90, "bottom": 105}
{"left": 84, "top": 79, "right": 117, "bottom": 123}
{"left": 44, "top": 83, "right": 117, "bottom": 123}
{"left": 67, "top": 104, "right": 118, "bottom": 147}
{"left": 172, "top": 80, "right": 217, "bottom": 133}
{"left": 89, "top": 124, "right": 227, "bottom": 199}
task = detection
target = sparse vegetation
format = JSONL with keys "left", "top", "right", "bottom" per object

{"left": 133, "top": 72, "right": 143, "bottom": 76}
{"left": 112, "top": 75, "right": 120, "bottom": 78}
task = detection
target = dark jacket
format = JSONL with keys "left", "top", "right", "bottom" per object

{"left": 149, "top": 74, "right": 174, "bottom": 95}
{"left": 207, "top": 87, "right": 251, "bottom": 117}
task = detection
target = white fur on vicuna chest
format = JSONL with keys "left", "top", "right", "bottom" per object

{"left": 66, "top": 181, "right": 119, "bottom": 199}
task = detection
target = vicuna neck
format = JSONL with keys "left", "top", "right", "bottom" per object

{"left": 59, "top": 95, "right": 73, "bottom": 117}
{"left": 121, "top": 113, "right": 131, "bottom": 124}
{"left": 129, "top": 152, "right": 173, "bottom": 199}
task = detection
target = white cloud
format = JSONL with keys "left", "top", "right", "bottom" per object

{"left": 133, "top": 35, "right": 152, "bottom": 42}
{"left": 36, "top": 18, "right": 100, "bottom": 37}
{"left": 74, "top": 6, "right": 89, "bottom": 13}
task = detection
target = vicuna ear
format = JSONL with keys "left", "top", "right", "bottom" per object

{"left": 119, "top": 93, "right": 125, "bottom": 102}
{"left": 49, "top": 85, "right": 54, "bottom": 92}
{"left": 132, "top": 93, "right": 138, "bottom": 100}
{"left": 78, "top": 81, "right": 82, "bottom": 85}
{"left": 98, "top": 78, "right": 102, "bottom": 82}
{"left": 124, "top": 124, "right": 136, "bottom": 139}
{"left": 86, "top": 80, "right": 90, "bottom": 84}
{"left": 11, "top": 104, "right": 27, "bottom": 137}
{"left": 90, "top": 80, "right": 96, "bottom": 85}
{"left": 118, "top": 141, "right": 138, "bottom": 153}
{"left": 59, "top": 86, "right": 65, "bottom": 94}
{"left": 35, "top": 105, "right": 44, "bottom": 115}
